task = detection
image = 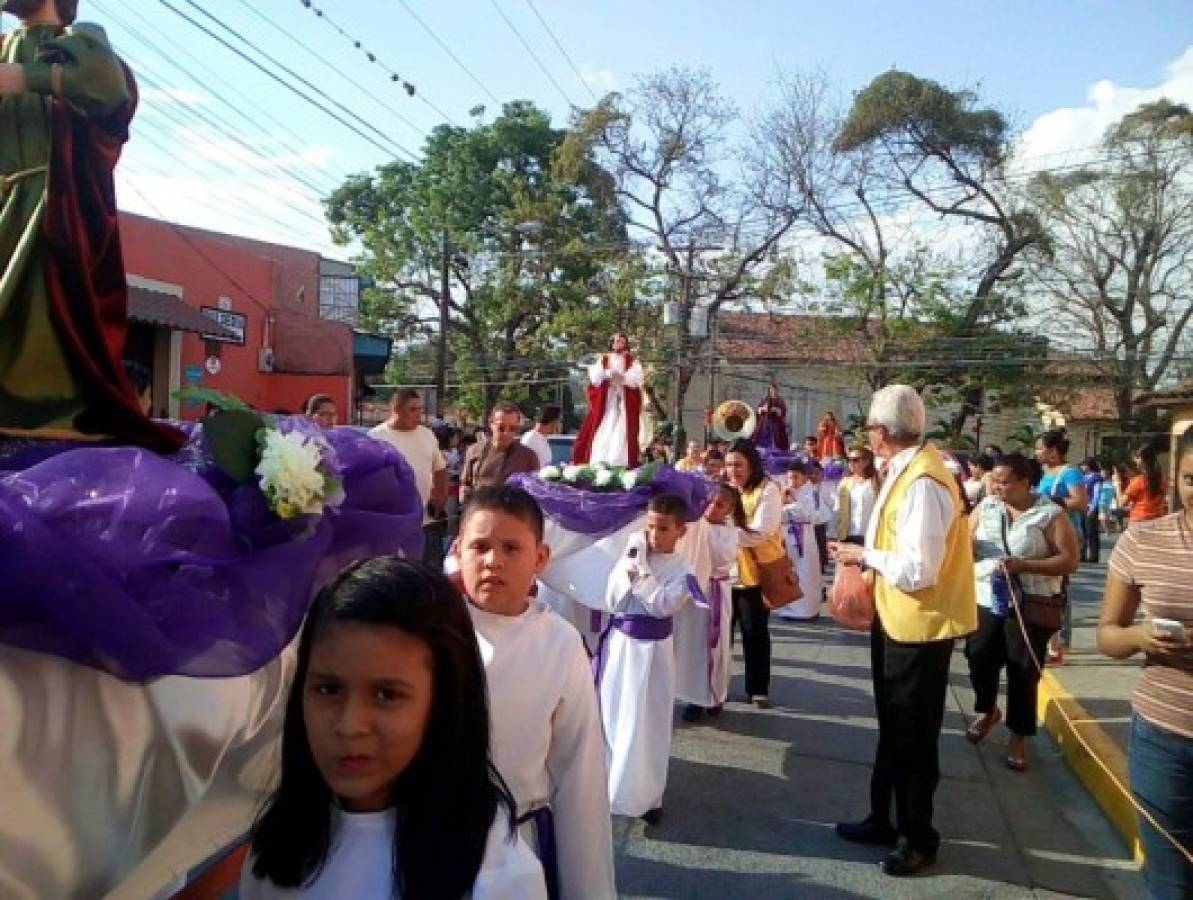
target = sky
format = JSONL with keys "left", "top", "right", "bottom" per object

{"left": 7, "top": 0, "right": 1190, "bottom": 259}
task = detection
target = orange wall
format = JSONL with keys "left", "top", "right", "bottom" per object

{"left": 119, "top": 214, "right": 352, "bottom": 419}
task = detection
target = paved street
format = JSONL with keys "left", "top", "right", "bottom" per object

{"left": 613, "top": 609, "right": 1147, "bottom": 899}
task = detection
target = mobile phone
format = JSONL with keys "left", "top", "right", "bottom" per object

{"left": 1151, "top": 618, "right": 1190, "bottom": 645}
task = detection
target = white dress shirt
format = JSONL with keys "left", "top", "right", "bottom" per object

{"left": 521, "top": 429, "right": 552, "bottom": 468}
{"left": 863, "top": 446, "right": 955, "bottom": 593}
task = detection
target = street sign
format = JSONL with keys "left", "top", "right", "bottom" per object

{"left": 200, "top": 307, "right": 246, "bottom": 345}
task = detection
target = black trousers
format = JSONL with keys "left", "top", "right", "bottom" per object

{"left": 869, "top": 616, "right": 954, "bottom": 856}
{"left": 814, "top": 523, "right": 829, "bottom": 573}
{"left": 1083, "top": 510, "right": 1101, "bottom": 563}
{"left": 965, "top": 606, "right": 1051, "bottom": 736}
{"left": 731, "top": 585, "right": 771, "bottom": 697}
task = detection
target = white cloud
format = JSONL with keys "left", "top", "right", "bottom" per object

{"left": 580, "top": 64, "right": 618, "bottom": 95}
{"left": 1012, "top": 44, "right": 1193, "bottom": 173}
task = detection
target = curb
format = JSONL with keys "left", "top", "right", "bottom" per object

{"left": 1036, "top": 670, "right": 1143, "bottom": 862}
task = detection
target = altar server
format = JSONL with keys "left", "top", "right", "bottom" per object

{"left": 597, "top": 493, "right": 697, "bottom": 822}
{"left": 676, "top": 483, "right": 746, "bottom": 720}
{"left": 456, "top": 486, "right": 616, "bottom": 900}
{"left": 778, "top": 463, "right": 825, "bottom": 620}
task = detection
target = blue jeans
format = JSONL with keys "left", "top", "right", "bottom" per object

{"left": 1129, "top": 715, "right": 1193, "bottom": 898}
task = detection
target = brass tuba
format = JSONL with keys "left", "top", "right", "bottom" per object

{"left": 712, "top": 399, "right": 757, "bottom": 442}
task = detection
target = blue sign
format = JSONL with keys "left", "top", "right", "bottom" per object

{"left": 185, "top": 365, "right": 203, "bottom": 385}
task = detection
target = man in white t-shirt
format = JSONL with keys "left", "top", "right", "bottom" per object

{"left": 368, "top": 389, "right": 448, "bottom": 565}
{"left": 521, "top": 404, "right": 561, "bottom": 468}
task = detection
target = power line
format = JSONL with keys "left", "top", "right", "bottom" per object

{"left": 155, "top": 0, "right": 419, "bottom": 162}
{"left": 175, "top": 0, "right": 418, "bottom": 160}
{"left": 98, "top": 0, "right": 346, "bottom": 196}
{"left": 521, "top": 0, "right": 599, "bottom": 103}
{"left": 394, "top": 0, "right": 502, "bottom": 107}
{"left": 292, "top": 0, "right": 460, "bottom": 127}
{"left": 488, "top": 0, "right": 576, "bottom": 108}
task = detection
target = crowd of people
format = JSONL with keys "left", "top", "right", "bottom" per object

{"left": 275, "top": 382, "right": 1190, "bottom": 896}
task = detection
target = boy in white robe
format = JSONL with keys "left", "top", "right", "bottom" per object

{"left": 597, "top": 493, "right": 696, "bottom": 822}
{"left": 779, "top": 463, "right": 825, "bottom": 620}
{"left": 456, "top": 485, "right": 616, "bottom": 900}
{"left": 675, "top": 484, "right": 742, "bottom": 720}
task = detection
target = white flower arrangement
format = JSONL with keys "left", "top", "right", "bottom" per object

{"left": 539, "top": 464, "right": 562, "bottom": 481}
{"left": 619, "top": 468, "right": 640, "bottom": 491}
{"left": 592, "top": 467, "right": 616, "bottom": 488}
{"left": 256, "top": 429, "right": 343, "bottom": 520}
{"left": 561, "top": 464, "right": 586, "bottom": 483}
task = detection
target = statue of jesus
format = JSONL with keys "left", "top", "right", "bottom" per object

{"left": 571, "top": 331, "right": 644, "bottom": 468}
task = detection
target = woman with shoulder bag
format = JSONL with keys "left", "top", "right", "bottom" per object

{"left": 1036, "top": 430, "right": 1087, "bottom": 665}
{"left": 964, "top": 452, "right": 1080, "bottom": 772}
{"left": 725, "top": 439, "right": 789, "bottom": 709}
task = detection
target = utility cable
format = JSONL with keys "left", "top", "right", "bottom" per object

{"left": 488, "top": 0, "right": 575, "bottom": 107}
{"left": 522, "top": 0, "right": 599, "bottom": 103}
{"left": 394, "top": 0, "right": 502, "bottom": 107}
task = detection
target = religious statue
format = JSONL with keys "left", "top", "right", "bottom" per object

{"left": 815, "top": 410, "right": 846, "bottom": 459}
{"left": 0, "top": 0, "right": 181, "bottom": 450}
{"left": 572, "top": 331, "right": 644, "bottom": 468}
{"left": 753, "top": 382, "right": 789, "bottom": 452}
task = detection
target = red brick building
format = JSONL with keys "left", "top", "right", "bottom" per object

{"left": 118, "top": 213, "right": 357, "bottom": 420}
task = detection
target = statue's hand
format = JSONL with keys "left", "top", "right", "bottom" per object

{"left": 0, "top": 63, "right": 26, "bottom": 96}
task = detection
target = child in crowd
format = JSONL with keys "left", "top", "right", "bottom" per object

{"left": 675, "top": 483, "right": 747, "bottom": 720}
{"left": 702, "top": 448, "right": 725, "bottom": 480}
{"left": 240, "top": 558, "right": 546, "bottom": 900}
{"left": 597, "top": 493, "right": 697, "bottom": 823}
{"left": 455, "top": 486, "right": 616, "bottom": 900}
{"left": 779, "top": 463, "right": 824, "bottom": 620}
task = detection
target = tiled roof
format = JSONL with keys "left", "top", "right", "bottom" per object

{"left": 715, "top": 312, "right": 880, "bottom": 363}
{"left": 127, "top": 286, "right": 236, "bottom": 337}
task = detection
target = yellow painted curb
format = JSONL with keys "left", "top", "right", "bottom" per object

{"left": 1036, "top": 671, "right": 1144, "bottom": 862}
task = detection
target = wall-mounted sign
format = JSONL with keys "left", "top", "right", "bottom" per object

{"left": 200, "top": 307, "right": 246, "bottom": 345}
{"left": 204, "top": 355, "right": 222, "bottom": 376}
{"left": 217, "top": 295, "right": 233, "bottom": 311}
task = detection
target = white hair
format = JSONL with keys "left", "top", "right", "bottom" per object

{"left": 867, "top": 384, "right": 926, "bottom": 441}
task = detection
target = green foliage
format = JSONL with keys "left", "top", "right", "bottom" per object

{"left": 836, "top": 71, "right": 1007, "bottom": 165}
{"left": 173, "top": 387, "right": 252, "bottom": 412}
{"left": 325, "top": 101, "right": 633, "bottom": 411}
{"left": 204, "top": 409, "right": 267, "bottom": 484}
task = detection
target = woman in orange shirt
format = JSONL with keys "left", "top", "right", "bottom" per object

{"left": 1124, "top": 445, "right": 1168, "bottom": 523}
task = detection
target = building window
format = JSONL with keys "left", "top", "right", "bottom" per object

{"left": 319, "top": 275, "right": 359, "bottom": 325}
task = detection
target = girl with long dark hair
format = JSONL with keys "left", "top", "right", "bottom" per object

{"left": 1124, "top": 444, "right": 1168, "bottom": 524}
{"left": 240, "top": 558, "right": 546, "bottom": 900}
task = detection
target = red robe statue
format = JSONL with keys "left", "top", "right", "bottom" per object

{"left": 572, "top": 351, "right": 643, "bottom": 469}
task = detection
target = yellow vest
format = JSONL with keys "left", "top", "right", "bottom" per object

{"left": 873, "top": 445, "right": 977, "bottom": 642}
{"left": 736, "top": 482, "right": 786, "bottom": 587}
{"left": 837, "top": 480, "right": 852, "bottom": 541}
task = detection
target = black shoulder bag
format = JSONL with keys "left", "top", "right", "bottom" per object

{"left": 1000, "top": 507, "right": 1065, "bottom": 633}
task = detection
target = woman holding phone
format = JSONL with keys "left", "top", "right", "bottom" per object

{"left": 1097, "top": 426, "right": 1193, "bottom": 900}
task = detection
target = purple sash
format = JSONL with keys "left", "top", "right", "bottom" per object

{"left": 705, "top": 575, "right": 727, "bottom": 699}
{"left": 787, "top": 520, "right": 804, "bottom": 557}
{"left": 592, "top": 614, "right": 675, "bottom": 688}
{"left": 516, "top": 806, "right": 559, "bottom": 900}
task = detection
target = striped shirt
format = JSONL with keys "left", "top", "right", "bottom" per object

{"left": 1108, "top": 513, "right": 1193, "bottom": 739}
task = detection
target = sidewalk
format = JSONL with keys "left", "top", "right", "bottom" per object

{"left": 614, "top": 610, "right": 1146, "bottom": 899}
{"left": 1035, "top": 532, "right": 1144, "bottom": 857}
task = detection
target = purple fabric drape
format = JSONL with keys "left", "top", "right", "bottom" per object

{"left": 759, "top": 448, "right": 846, "bottom": 481}
{"left": 0, "top": 423, "right": 423, "bottom": 682}
{"left": 508, "top": 467, "right": 715, "bottom": 539}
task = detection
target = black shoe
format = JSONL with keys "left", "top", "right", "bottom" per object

{"left": 835, "top": 818, "right": 898, "bottom": 846}
{"left": 681, "top": 704, "right": 704, "bottom": 722}
{"left": 880, "top": 842, "right": 936, "bottom": 877}
{"left": 706, "top": 704, "right": 723, "bottom": 718}
{"left": 641, "top": 807, "right": 663, "bottom": 825}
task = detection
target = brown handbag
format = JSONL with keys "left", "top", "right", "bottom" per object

{"left": 750, "top": 546, "right": 802, "bottom": 611}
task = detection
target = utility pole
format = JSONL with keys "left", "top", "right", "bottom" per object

{"left": 436, "top": 228, "right": 450, "bottom": 418}
{"left": 665, "top": 241, "right": 721, "bottom": 456}
{"left": 705, "top": 308, "right": 718, "bottom": 443}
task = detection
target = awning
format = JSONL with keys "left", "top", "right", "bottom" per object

{"left": 128, "top": 286, "right": 236, "bottom": 338}
{"left": 353, "top": 331, "right": 392, "bottom": 376}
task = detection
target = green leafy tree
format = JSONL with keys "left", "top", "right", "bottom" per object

{"left": 829, "top": 70, "right": 1045, "bottom": 436}
{"left": 326, "top": 101, "right": 631, "bottom": 414}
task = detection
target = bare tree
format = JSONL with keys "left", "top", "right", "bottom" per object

{"left": 1030, "top": 100, "right": 1193, "bottom": 431}
{"left": 559, "top": 67, "right": 801, "bottom": 446}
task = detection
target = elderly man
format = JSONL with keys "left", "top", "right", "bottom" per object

{"left": 832, "top": 385, "right": 976, "bottom": 877}
{"left": 461, "top": 401, "right": 540, "bottom": 503}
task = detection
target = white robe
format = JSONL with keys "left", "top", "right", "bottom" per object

{"left": 597, "top": 536, "right": 694, "bottom": 816}
{"left": 674, "top": 519, "right": 738, "bottom": 707}
{"left": 468, "top": 601, "right": 615, "bottom": 900}
{"left": 778, "top": 484, "right": 825, "bottom": 619}
{"left": 587, "top": 353, "right": 644, "bottom": 468}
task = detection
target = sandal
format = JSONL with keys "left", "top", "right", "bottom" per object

{"left": 965, "top": 707, "right": 1002, "bottom": 744}
{"left": 1005, "top": 754, "right": 1027, "bottom": 773}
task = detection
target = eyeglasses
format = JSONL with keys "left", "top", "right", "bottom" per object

{"left": 847, "top": 456, "right": 863, "bottom": 462}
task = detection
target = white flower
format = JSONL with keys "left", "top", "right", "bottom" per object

{"left": 539, "top": 464, "right": 562, "bottom": 481}
{"left": 593, "top": 468, "right": 616, "bottom": 488}
{"left": 562, "top": 465, "right": 584, "bottom": 483}
{"left": 620, "top": 469, "right": 639, "bottom": 491}
{"left": 256, "top": 429, "right": 329, "bottom": 519}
